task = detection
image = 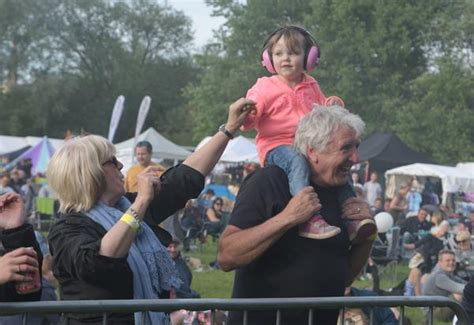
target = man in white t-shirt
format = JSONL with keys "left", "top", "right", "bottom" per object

{"left": 363, "top": 171, "right": 382, "bottom": 207}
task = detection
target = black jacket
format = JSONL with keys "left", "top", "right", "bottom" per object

{"left": 0, "top": 223, "right": 43, "bottom": 302}
{"left": 48, "top": 164, "right": 204, "bottom": 324}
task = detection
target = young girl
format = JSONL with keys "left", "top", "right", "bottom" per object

{"left": 241, "top": 25, "right": 375, "bottom": 241}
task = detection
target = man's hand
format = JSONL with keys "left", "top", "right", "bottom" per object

{"left": 281, "top": 187, "right": 321, "bottom": 226}
{"left": 0, "top": 192, "right": 26, "bottom": 230}
{"left": 342, "top": 197, "right": 372, "bottom": 221}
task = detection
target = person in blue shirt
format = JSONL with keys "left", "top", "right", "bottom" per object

{"left": 346, "top": 287, "right": 399, "bottom": 324}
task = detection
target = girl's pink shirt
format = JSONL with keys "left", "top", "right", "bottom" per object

{"left": 242, "top": 74, "right": 326, "bottom": 166}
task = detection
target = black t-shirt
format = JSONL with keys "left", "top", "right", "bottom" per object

{"left": 400, "top": 217, "right": 432, "bottom": 236}
{"left": 228, "top": 166, "right": 350, "bottom": 325}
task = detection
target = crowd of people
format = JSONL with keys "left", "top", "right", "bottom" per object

{"left": 0, "top": 23, "right": 473, "bottom": 325}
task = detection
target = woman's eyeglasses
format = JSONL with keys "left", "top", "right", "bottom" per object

{"left": 102, "top": 156, "right": 120, "bottom": 168}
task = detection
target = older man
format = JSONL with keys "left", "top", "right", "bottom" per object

{"left": 422, "top": 250, "right": 466, "bottom": 321}
{"left": 124, "top": 140, "right": 165, "bottom": 192}
{"left": 218, "top": 105, "right": 374, "bottom": 325}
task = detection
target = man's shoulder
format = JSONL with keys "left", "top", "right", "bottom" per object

{"left": 244, "top": 165, "right": 287, "bottom": 185}
{"left": 237, "top": 166, "right": 290, "bottom": 202}
{"left": 127, "top": 164, "right": 143, "bottom": 174}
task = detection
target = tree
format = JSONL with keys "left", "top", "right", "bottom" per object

{"left": 0, "top": 0, "right": 198, "bottom": 144}
{"left": 186, "top": 0, "right": 473, "bottom": 162}
{"left": 0, "top": 0, "right": 59, "bottom": 92}
{"left": 185, "top": 0, "right": 312, "bottom": 142}
{"left": 394, "top": 58, "right": 474, "bottom": 164}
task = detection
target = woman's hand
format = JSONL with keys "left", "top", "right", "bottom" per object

{"left": 223, "top": 98, "right": 256, "bottom": 135}
{"left": 135, "top": 166, "right": 162, "bottom": 207}
{"left": 0, "top": 247, "right": 38, "bottom": 285}
{"left": 0, "top": 192, "right": 26, "bottom": 230}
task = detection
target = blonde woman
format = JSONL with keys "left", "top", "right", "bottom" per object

{"left": 47, "top": 98, "right": 254, "bottom": 324}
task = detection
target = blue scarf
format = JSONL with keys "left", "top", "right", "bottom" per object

{"left": 86, "top": 197, "right": 181, "bottom": 324}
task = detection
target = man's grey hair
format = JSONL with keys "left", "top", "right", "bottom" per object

{"left": 294, "top": 105, "right": 365, "bottom": 157}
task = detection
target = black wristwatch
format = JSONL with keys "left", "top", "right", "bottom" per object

{"left": 219, "top": 124, "right": 234, "bottom": 139}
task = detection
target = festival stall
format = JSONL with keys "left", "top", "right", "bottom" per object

{"left": 4, "top": 137, "right": 57, "bottom": 175}
{"left": 114, "top": 127, "right": 191, "bottom": 172}
{"left": 385, "top": 163, "right": 474, "bottom": 213}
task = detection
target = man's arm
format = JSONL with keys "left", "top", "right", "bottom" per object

{"left": 218, "top": 217, "right": 292, "bottom": 271}
{"left": 435, "top": 273, "right": 466, "bottom": 295}
{"left": 218, "top": 187, "right": 320, "bottom": 272}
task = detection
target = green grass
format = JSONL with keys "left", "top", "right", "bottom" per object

{"left": 184, "top": 241, "right": 453, "bottom": 324}
{"left": 183, "top": 240, "right": 234, "bottom": 298}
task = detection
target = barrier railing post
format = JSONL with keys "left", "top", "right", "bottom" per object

{"left": 307, "top": 308, "right": 313, "bottom": 324}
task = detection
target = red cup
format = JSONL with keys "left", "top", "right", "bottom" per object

{"left": 15, "top": 269, "right": 41, "bottom": 295}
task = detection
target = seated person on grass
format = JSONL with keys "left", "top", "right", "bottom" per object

{"left": 421, "top": 250, "right": 466, "bottom": 322}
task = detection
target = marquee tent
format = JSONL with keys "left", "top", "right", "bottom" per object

{"left": 0, "top": 135, "right": 64, "bottom": 156}
{"left": 5, "top": 137, "right": 56, "bottom": 175}
{"left": 196, "top": 135, "right": 258, "bottom": 163}
{"left": 457, "top": 162, "right": 474, "bottom": 174}
{"left": 114, "top": 127, "right": 191, "bottom": 172}
{"left": 358, "top": 132, "right": 433, "bottom": 175}
{"left": 385, "top": 163, "right": 474, "bottom": 204}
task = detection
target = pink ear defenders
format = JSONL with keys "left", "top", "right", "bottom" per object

{"left": 261, "top": 26, "right": 320, "bottom": 74}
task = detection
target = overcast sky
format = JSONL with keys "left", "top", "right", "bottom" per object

{"left": 168, "top": 0, "right": 225, "bottom": 49}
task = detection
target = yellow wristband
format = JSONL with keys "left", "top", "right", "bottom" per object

{"left": 120, "top": 213, "right": 141, "bottom": 231}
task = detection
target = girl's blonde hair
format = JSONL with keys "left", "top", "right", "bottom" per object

{"left": 47, "top": 135, "right": 115, "bottom": 213}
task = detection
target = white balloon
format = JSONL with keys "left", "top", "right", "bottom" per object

{"left": 374, "top": 212, "right": 394, "bottom": 233}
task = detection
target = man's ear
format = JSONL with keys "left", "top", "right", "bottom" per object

{"left": 306, "top": 146, "right": 318, "bottom": 163}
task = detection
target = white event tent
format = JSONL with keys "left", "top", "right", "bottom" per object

{"left": 385, "top": 163, "right": 474, "bottom": 204}
{"left": 114, "top": 127, "right": 191, "bottom": 172}
{"left": 196, "top": 135, "right": 258, "bottom": 163}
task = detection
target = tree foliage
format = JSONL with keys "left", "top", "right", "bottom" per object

{"left": 0, "top": 0, "right": 197, "bottom": 143}
{"left": 186, "top": 0, "right": 473, "bottom": 161}
{"left": 0, "top": 0, "right": 472, "bottom": 164}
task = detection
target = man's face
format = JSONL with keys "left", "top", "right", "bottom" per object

{"left": 308, "top": 126, "right": 360, "bottom": 188}
{"left": 167, "top": 243, "right": 179, "bottom": 260}
{"left": 135, "top": 146, "right": 151, "bottom": 167}
{"left": 370, "top": 172, "right": 378, "bottom": 182}
{"left": 438, "top": 253, "right": 456, "bottom": 273}
{"left": 417, "top": 209, "right": 428, "bottom": 222}
{"left": 0, "top": 176, "right": 9, "bottom": 187}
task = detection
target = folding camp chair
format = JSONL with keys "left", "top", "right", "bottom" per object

{"left": 371, "top": 226, "right": 401, "bottom": 284}
{"left": 35, "top": 197, "right": 56, "bottom": 231}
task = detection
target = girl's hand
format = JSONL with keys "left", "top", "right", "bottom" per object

{"left": 0, "top": 192, "right": 26, "bottom": 230}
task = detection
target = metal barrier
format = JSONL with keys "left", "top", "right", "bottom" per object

{"left": 0, "top": 296, "right": 470, "bottom": 325}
